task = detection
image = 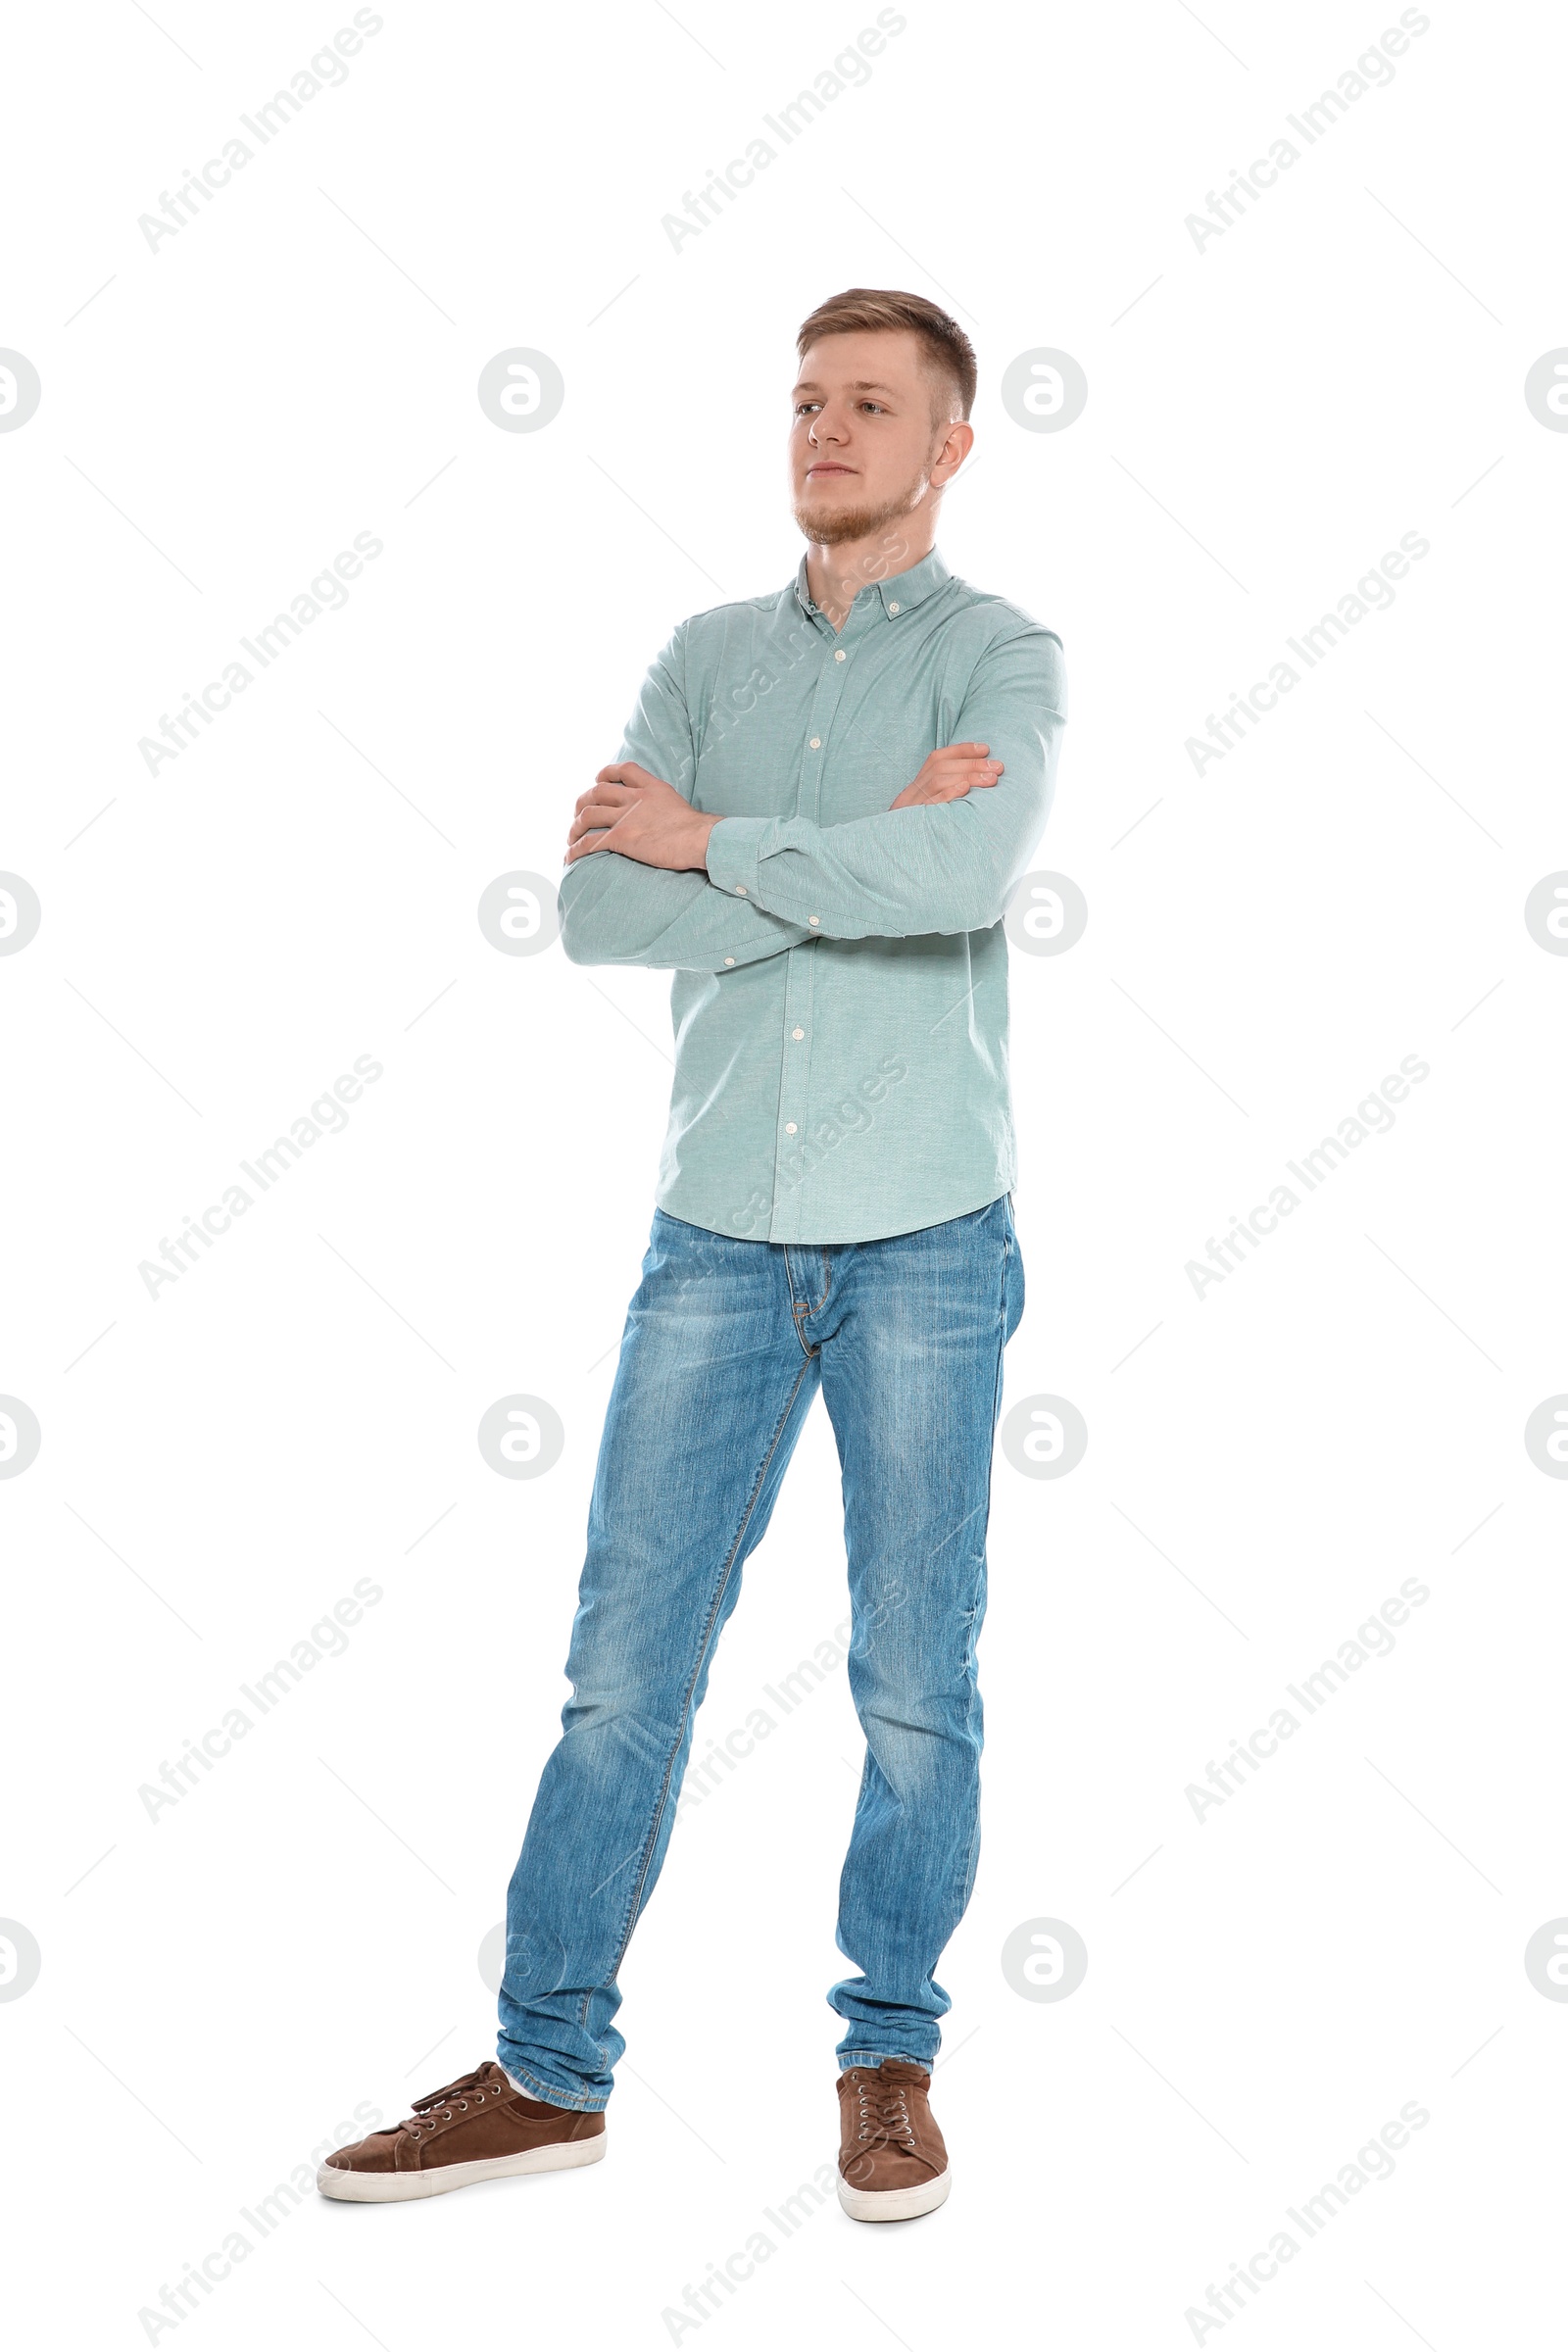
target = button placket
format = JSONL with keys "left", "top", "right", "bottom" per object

{"left": 770, "top": 621, "right": 854, "bottom": 1238}
{"left": 801, "top": 620, "right": 858, "bottom": 822}
{"left": 773, "top": 906, "right": 818, "bottom": 1237}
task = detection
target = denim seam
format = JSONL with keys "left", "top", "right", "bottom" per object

{"left": 954, "top": 1218, "right": 1014, "bottom": 1919}
{"left": 783, "top": 1243, "right": 833, "bottom": 1353}
{"left": 939, "top": 1222, "right": 1010, "bottom": 1934}
{"left": 599, "top": 1351, "right": 818, "bottom": 1984}
{"left": 838, "top": 2050, "right": 933, "bottom": 2071}
{"left": 785, "top": 1243, "right": 833, "bottom": 1317}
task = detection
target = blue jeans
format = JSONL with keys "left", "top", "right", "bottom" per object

{"left": 497, "top": 1196, "right": 1025, "bottom": 2108}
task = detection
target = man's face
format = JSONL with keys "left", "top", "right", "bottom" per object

{"left": 789, "top": 328, "right": 968, "bottom": 548}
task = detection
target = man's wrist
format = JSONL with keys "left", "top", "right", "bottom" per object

{"left": 690, "top": 809, "right": 720, "bottom": 870}
{"left": 704, "top": 815, "right": 769, "bottom": 902}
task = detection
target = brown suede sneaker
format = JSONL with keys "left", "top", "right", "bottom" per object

{"left": 836, "top": 2059, "right": 950, "bottom": 2221}
{"left": 318, "top": 2062, "right": 605, "bottom": 2202}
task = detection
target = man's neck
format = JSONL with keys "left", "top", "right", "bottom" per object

{"left": 804, "top": 523, "right": 938, "bottom": 633}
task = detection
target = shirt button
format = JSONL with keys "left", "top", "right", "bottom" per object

{"left": 792, "top": 1026, "right": 805, "bottom": 1040}
{"left": 834, "top": 649, "right": 846, "bottom": 662}
{"left": 784, "top": 1121, "right": 798, "bottom": 1135}
{"left": 734, "top": 885, "right": 747, "bottom": 896}
{"left": 808, "top": 916, "right": 820, "bottom": 927}
{"left": 723, "top": 956, "right": 735, "bottom": 965}
{"left": 808, "top": 737, "right": 821, "bottom": 750}
{"left": 888, "top": 602, "right": 900, "bottom": 613}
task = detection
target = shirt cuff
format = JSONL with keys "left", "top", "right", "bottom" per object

{"left": 705, "top": 815, "right": 771, "bottom": 904}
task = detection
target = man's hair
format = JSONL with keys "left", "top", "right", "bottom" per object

{"left": 795, "top": 287, "right": 977, "bottom": 430}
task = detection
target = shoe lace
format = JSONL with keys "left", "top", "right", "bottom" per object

{"left": 850, "top": 2071, "right": 918, "bottom": 2151}
{"left": 398, "top": 2064, "right": 501, "bottom": 2137}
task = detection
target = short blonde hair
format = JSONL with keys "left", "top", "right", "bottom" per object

{"left": 795, "top": 287, "right": 977, "bottom": 427}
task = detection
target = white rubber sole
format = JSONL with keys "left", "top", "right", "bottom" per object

{"left": 837, "top": 2165, "right": 951, "bottom": 2223}
{"left": 318, "top": 2132, "right": 606, "bottom": 2203}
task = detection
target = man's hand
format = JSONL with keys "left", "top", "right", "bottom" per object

{"left": 564, "top": 742, "right": 999, "bottom": 869}
{"left": 889, "top": 742, "right": 1004, "bottom": 808}
{"left": 564, "top": 762, "right": 719, "bottom": 870}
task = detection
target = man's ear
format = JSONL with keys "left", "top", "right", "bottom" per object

{"left": 931, "top": 418, "right": 974, "bottom": 488}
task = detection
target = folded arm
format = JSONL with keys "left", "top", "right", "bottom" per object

{"left": 559, "top": 853, "right": 811, "bottom": 971}
{"left": 557, "top": 624, "right": 811, "bottom": 973}
{"left": 705, "top": 626, "right": 1065, "bottom": 940}
{"left": 560, "top": 618, "right": 1066, "bottom": 962}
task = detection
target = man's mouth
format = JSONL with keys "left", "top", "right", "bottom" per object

{"left": 807, "top": 463, "right": 855, "bottom": 476}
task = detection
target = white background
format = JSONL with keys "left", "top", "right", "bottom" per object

{"left": 3, "top": 0, "right": 1565, "bottom": 2344}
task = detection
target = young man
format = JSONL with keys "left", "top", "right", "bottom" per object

{"left": 319, "top": 288, "right": 1066, "bottom": 2222}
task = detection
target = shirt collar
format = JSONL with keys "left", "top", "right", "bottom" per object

{"left": 791, "top": 544, "right": 952, "bottom": 622}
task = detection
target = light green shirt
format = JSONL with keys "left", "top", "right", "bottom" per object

{"left": 558, "top": 547, "right": 1066, "bottom": 1243}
